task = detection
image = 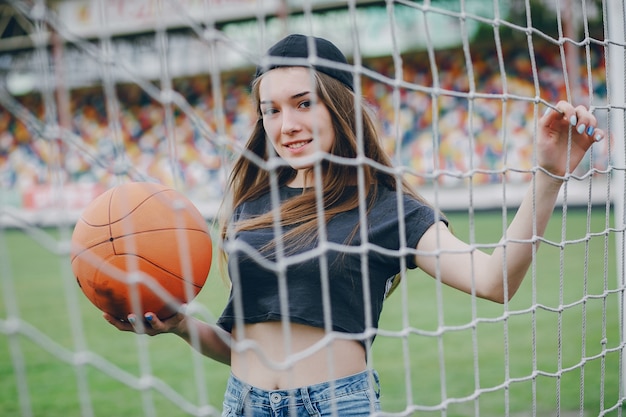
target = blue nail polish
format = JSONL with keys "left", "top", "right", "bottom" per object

{"left": 145, "top": 314, "right": 153, "bottom": 322}
{"left": 570, "top": 115, "right": 577, "bottom": 126}
{"left": 594, "top": 133, "right": 603, "bottom": 142}
{"left": 577, "top": 124, "right": 586, "bottom": 134}
{"left": 128, "top": 316, "right": 136, "bottom": 324}
{"left": 586, "top": 126, "right": 595, "bottom": 136}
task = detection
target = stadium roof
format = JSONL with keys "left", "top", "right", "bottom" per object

{"left": 0, "top": 3, "right": 38, "bottom": 52}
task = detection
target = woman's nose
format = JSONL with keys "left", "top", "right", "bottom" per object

{"left": 281, "top": 109, "right": 302, "bottom": 135}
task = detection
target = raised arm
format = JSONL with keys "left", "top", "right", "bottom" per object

{"left": 415, "top": 101, "right": 605, "bottom": 303}
{"left": 104, "top": 311, "right": 232, "bottom": 365}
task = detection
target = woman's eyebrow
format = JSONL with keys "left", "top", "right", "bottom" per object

{"left": 291, "top": 91, "right": 310, "bottom": 100}
{"left": 260, "top": 91, "right": 311, "bottom": 105}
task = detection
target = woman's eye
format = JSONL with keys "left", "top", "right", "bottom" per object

{"left": 299, "top": 100, "right": 311, "bottom": 109}
{"left": 261, "top": 108, "right": 277, "bottom": 116}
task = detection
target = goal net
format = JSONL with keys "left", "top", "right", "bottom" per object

{"left": 0, "top": 0, "right": 624, "bottom": 416}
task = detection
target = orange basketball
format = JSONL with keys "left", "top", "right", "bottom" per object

{"left": 70, "top": 182, "right": 212, "bottom": 320}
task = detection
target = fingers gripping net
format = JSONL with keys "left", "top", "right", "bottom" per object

{"left": 0, "top": 0, "right": 624, "bottom": 416}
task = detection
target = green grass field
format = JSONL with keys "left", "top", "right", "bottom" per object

{"left": 0, "top": 207, "right": 622, "bottom": 417}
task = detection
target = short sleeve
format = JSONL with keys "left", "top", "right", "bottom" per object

{"left": 403, "top": 196, "right": 447, "bottom": 269}
{"left": 365, "top": 189, "right": 447, "bottom": 271}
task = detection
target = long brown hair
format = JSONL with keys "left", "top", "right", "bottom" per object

{"left": 219, "top": 70, "right": 431, "bottom": 252}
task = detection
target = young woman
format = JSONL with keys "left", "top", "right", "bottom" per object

{"left": 104, "top": 34, "right": 605, "bottom": 416}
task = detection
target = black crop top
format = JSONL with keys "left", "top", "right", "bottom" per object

{"left": 216, "top": 185, "right": 444, "bottom": 343}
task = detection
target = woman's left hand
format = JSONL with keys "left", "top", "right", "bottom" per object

{"left": 537, "top": 101, "right": 605, "bottom": 179}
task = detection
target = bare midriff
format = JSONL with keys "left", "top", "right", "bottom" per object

{"left": 230, "top": 321, "right": 367, "bottom": 390}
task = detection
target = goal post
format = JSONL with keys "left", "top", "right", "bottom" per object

{"left": 607, "top": 0, "right": 626, "bottom": 401}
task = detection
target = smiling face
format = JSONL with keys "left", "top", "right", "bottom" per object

{"left": 258, "top": 67, "right": 336, "bottom": 187}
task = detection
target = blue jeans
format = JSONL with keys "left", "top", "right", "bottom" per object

{"left": 221, "top": 369, "right": 381, "bottom": 417}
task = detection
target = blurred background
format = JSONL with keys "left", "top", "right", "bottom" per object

{"left": 0, "top": 0, "right": 612, "bottom": 224}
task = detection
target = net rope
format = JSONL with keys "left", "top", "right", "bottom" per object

{"left": 1, "top": 0, "right": 625, "bottom": 416}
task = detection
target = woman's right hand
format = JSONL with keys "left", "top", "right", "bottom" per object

{"left": 103, "top": 311, "right": 187, "bottom": 337}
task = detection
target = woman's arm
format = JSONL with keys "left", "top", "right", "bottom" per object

{"left": 415, "top": 101, "right": 605, "bottom": 303}
{"left": 104, "top": 311, "right": 232, "bottom": 365}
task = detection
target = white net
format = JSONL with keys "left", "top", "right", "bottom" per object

{"left": 0, "top": 0, "right": 624, "bottom": 416}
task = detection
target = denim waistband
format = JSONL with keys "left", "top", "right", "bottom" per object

{"left": 224, "top": 369, "right": 380, "bottom": 415}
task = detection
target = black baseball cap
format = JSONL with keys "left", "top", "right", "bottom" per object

{"left": 254, "top": 34, "right": 354, "bottom": 91}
